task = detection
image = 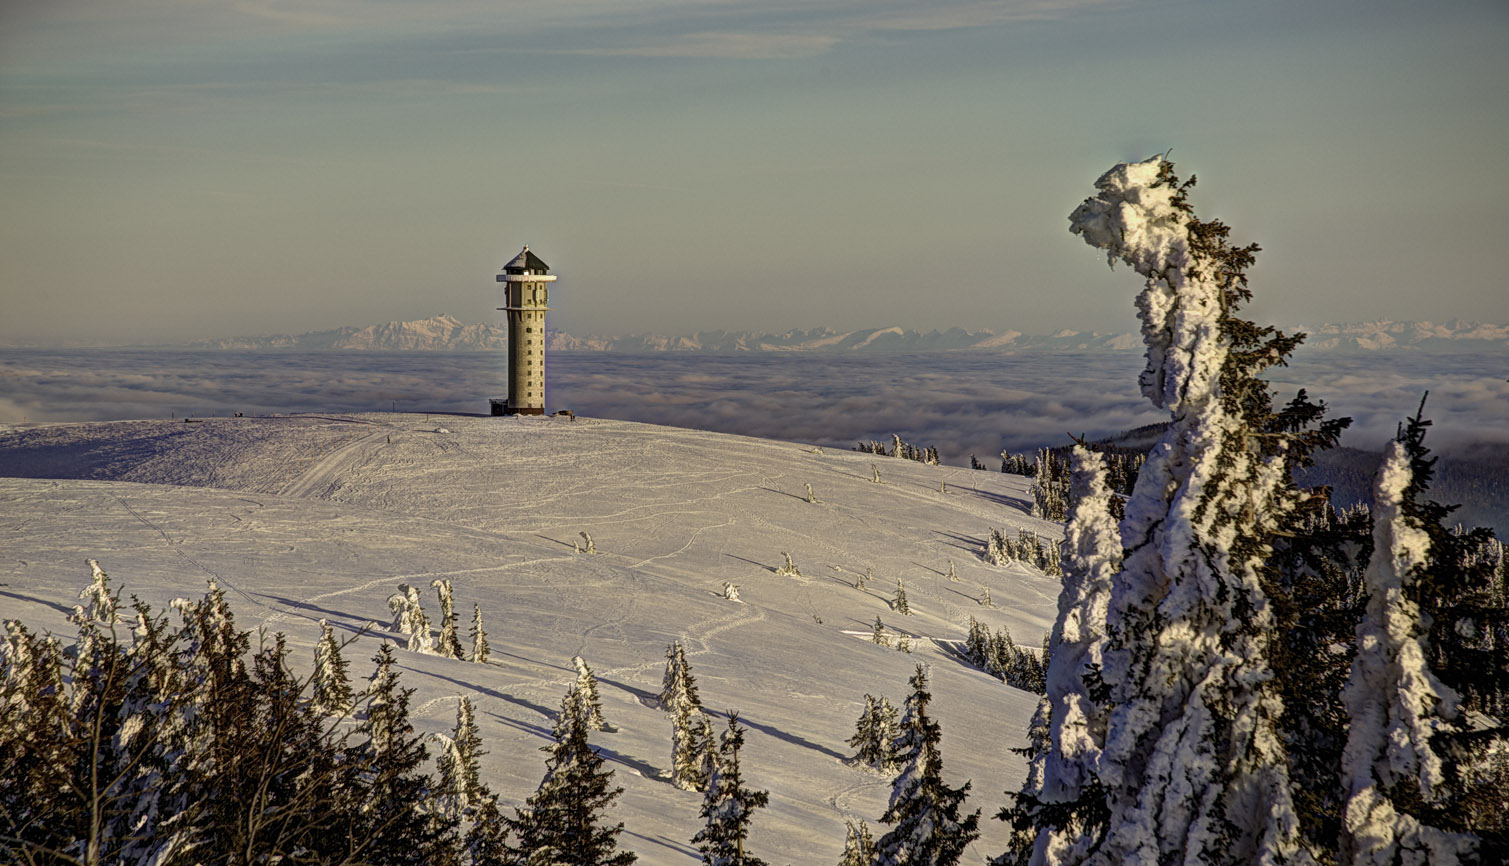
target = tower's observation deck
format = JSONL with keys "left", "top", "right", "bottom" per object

{"left": 494, "top": 246, "right": 555, "bottom": 416}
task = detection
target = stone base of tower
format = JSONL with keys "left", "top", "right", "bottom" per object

{"left": 490, "top": 399, "right": 543, "bottom": 416}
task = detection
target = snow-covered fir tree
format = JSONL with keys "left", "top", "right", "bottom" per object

{"left": 577, "top": 531, "right": 598, "bottom": 554}
{"left": 893, "top": 579, "right": 910, "bottom": 616}
{"left": 574, "top": 654, "right": 609, "bottom": 732}
{"left": 1058, "top": 155, "right": 1352, "bottom": 865}
{"left": 312, "top": 617, "right": 354, "bottom": 715}
{"left": 2, "top": 567, "right": 470, "bottom": 865}
{"left": 356, "top": 642, "right": 456, "bottom": 862}
{"left": 1385, "top": 405, "right": 1509, "bottom": 859}
{"left": 774, "top": 552, "right": 801, "bottom": 577}
{"left": 435, "top": 696, "right": 488, "bottom": 820}
{"left": 848, "top": 694, "right": 900, "bottom": 772}
{"left": 1030, "top": 450, "right": 1068, "bottom": 522}
{"left": 466, "top": 795, "right": 514, "bottom": 866}
{"left": 875, "top": 665, "right": 980, "bottom": 866}
{"left": 432, "top": 578, "right": 464, "bottom": 659}
{"left": 998, "top": 446, "right": 1120, "bottom": 865}
{"left": 509, "top": 684, "right": 636, "bottom": 866}
{"left": 722, "top": 581, "right": 742, "bottom": 602}
{"left": 470, "top": 602, "right": 489, "bottom": 664}
{"left": 78, "top": 558, "right": 123, "bottom": 624}
{"left": 386, "top": 583, "right": 435, "bottom": 654}
{"left": 671, "top": 698, "right": 713, "bottom": 792}
{"left": 805, "top": 482, "right": 819, "bottom": 504}
{"left": 872, "top": 616, "right": 889, "bottom": 647}
{"left": 840, "top": 820, "right": 878, "bottom": 866}
{"left": 691, "top": 712, "right": 770, "bottom": 866}
{"left": 1340, "top": 438, "right": 1475, "bottom": 865}
{"left": 659, "top": 641, "right": 701, "bottom": 711}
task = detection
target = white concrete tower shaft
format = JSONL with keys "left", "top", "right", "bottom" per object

{"left": 496, "top": 246, "right": 556, "bottom": 415}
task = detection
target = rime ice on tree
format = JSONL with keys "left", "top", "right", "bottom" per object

{"left": 1060, "top": 156, "right": 1314, "bottom": 865}
{"left": 1339, "top": 440, "right": 1473, "bottom": 865}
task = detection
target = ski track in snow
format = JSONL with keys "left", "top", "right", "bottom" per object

{"left": 279, "top": 424, "right": 387, "bottom": 499}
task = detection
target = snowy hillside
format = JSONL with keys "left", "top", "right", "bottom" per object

{"left": 0, "top": 413, "right": 1064, "bottom": 863}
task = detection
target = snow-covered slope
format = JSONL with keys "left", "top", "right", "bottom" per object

{"left": 0, "top": 414, "right": 1063, "bottom": 862}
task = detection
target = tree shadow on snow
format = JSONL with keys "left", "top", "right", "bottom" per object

{"left": 737, "top": 713, "right": 847, "bottom": 761}
{"left": 0, "top": 588, "right": 75, "bottom": 618}
{"left": 966, "top": 487, "right": 1035, "bottom": 513}
{"left": 597, "top": 675, "right": 659, "bottom": 708}
{"left": 622, "top": 830, "right": 697, "bottom": 858}
{"left": 757, "top": 486, "right": 810, "bottom": 503}
{"left": 931, "top": 529, "right": 985, "bottom": 555}
{"left": 723, "top": 553, "right": 778, "bottom": 574}
{"left": 255, "top": 593, "right": 372, "bottom": 626}
{"left": 424, "top": 667, "right": 557, "bottom": 722}
{"left": 591, "top": 745, "right": 670, "bottom": 786}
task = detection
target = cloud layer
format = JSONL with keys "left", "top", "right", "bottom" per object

{"left": 3, "top": 348, "right": 1503, "bottom": 460}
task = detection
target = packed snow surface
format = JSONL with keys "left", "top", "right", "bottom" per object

{"left": 0, "top": 413, "right": 1062, "bottom": 863}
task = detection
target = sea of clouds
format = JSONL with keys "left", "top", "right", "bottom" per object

{"left": 3, "top": 347, "right": 1503, "bottom": 461}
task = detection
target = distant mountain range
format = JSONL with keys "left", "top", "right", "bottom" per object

{"left": 176, "top": 315, "right": 1509, "bottom": 354}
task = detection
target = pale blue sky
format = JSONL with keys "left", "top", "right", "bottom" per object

{"left": 2, "top": 0, "right": 1505, "bottom": 344}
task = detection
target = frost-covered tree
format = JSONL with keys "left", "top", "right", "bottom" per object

{"left": 1030, "top": 450, "right": 1069, "bottom": 522}
{"left": 356, "top": 642, "right": 456, "bottom": 862}
{"left": 1340, "top": 438, "right": 1475, "bottom": 865}
{"left": 574, "top": 654, "right": 609, "bottom": 732}
{"left": 661, "top": 641, "right": 712, "bottom": 791}
{"left": 671, "top": 700, "right": 714, "bottom": 792}
{"left": 387, "top": 583, "right": 435, "bottom": 654}
{"left": 432, "top": 578, "right": 464, "bottom": 659}
{"left": 466, "top": 795, "right": 514, "bottom": 866}
{"left": 946, "top": 560, "right": 958, "bottom": 582}
{"left": 312, "top": 617, "right": 354, "bottom": 715}
{"left": 875, "top": 665, "right": 980, "bottom": 866}
{"left": 840, "top": 820, "right": 878, "bottom": 866}
{"left": 805, "top": 482, "right": 820, "bottom": 504}
{"left": 691, "top": 712, "right": 770, "bottom": 866}
{"left": 849, "top": 694, "right": 900, "bottom": 772}
{"left": 774, "top": 552, "right": 801, "bottom": 577}
{"left": 1, "top": 567, "right": 469, "bottom": 866}
{"left": 998, "top": 446, "right": 1120, "bottom": 865}
{"left": 722, "top": 581, "right": 742, "bottom": 602}
{"left": 470, "top": 602, "right": 490, "bottom": 664}
{"left": 510, "top": 685, "right": 636, "bottom": 866}
{"left": 435, "top": 696, "right": 488, "bottom": 820}
{"left": 872, "top": 616, "right": 889, "bottom": 647}
{"left": 1054, "top": 156, "right": 1351, "bottom": 865}
{"left": 577, "top": 531, "right": 598, "bottom": 554}
{"left": 78, "top": 558, "right": 123, "bottom": 624}
{"left": 659, "top": 641, "right": 701, "bottom": 711}
{"left": 893, "top": 579, "right": 911, "bottom": 616}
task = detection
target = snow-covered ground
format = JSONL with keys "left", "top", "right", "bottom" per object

{"left": 0, "top": 413, "right": 1063, "bottom": 863}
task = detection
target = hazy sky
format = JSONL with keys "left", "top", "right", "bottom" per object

{"left": 2, "top": 0, "right": 1505, "bottom": 345}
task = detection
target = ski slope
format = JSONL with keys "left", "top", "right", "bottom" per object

{"left": 0, "top": 413, "right": 1064, "bottom": 863}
